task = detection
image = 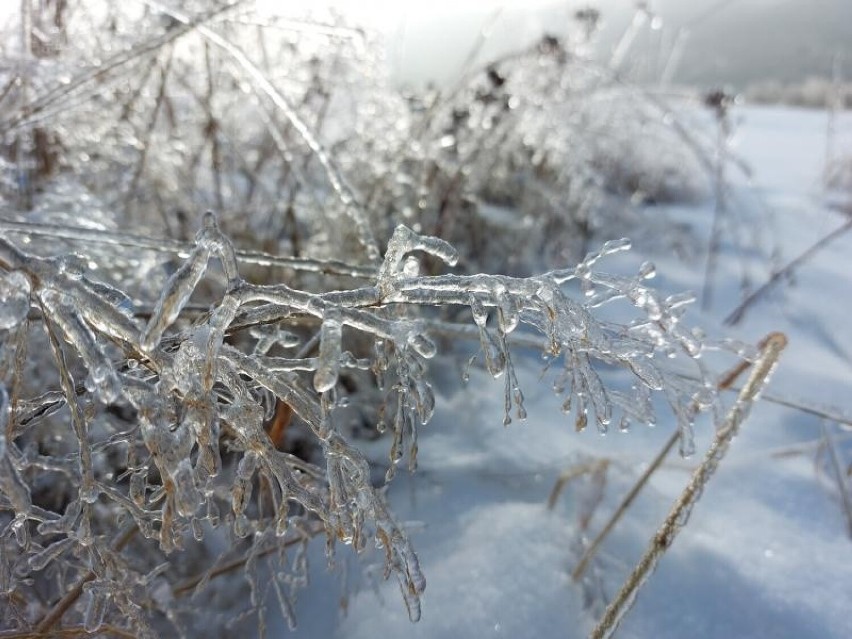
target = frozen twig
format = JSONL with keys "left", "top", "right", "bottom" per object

{"left": 725, "top": 218, "right": 852, "bottom": 325}
{"left": 590, "top": 332, "right": 787, "bottom": 639}
{"left": 138, "top": 0, "right": 381, "bottom": 262}
{"left": 0, "top": 218, "right": 375, "bottom": 277}
{"left": 822, "top": 423, "right": 852, "bottom": 539}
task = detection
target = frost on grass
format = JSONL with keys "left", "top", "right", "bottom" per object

{"left": 0, "top": 209, "right": 748, "bottom": 635}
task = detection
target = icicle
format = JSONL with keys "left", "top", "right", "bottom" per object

{"left": 83, "top": 583, "right": 108, "bottom": 632}
{"left": 41, "top": 319, "right": 100, "bottom": 504}
{"left": 272, "top": 571, "right": 298, "bottom": 631}
{"left": 666, "top": 386, "right": 696, "bottom": 457}
{"left": 375, "top": 524, "right": 426, "bottom": 622}
{"left": 469, "top": 294, "right": 507, "bottom": 377}
{"left": 411, "top": 375, "right": 436, "bottom": 425}
{"left": 172, "top": 459, "right": 200, "bottom": 518}
{"left": 39, "top": 289, "right": 120, "bottom": 403}
{"left": 613, "top": 385, "right": 657, "bottom": 428}
{"left": 576, "top": 354, "right": 611, "bottom": 431}
{"left": 315, "top": 310, "right": 343, "bottom": 392}
{"left": 496, "top": 286, "right": 520, "bottom": 334}
{"left": 0, "top": 450, "right": 31, "bottom": 516}
{"left": 140, "top": 216, "right": 212, "bottom": 351}
{"left": 0, "top": 387, "right": 30, "bottom": 518}
{"left": 469, "top": 294, "right": 488, "bottom": 328}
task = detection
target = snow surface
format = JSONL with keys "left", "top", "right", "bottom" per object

{"left": 278, "top": 105, "right": 852, "bottom": 639}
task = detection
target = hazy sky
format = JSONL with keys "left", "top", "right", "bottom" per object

{"left": 329, "top": 0, "right": 852, "bottom": 89}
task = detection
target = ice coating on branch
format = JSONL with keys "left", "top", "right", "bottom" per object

{"left": 628, "top": 358, "right": 665, "bottom": 391}
{"left": 140, "top": 212, "right": 241, "bottom": 353}
{"left": 202, "top": 293, "right": 240, "bottom": 391}
{"left": 28, "top": 537, "right": 76, "bottom": 571}
{"left": 80, "top": 276, "right": 135, "bottom": 318}
{"left": 251, "top": 324, "right": 301, "bottom": 355}
{"left": 553, "top": 237, "right": 632, "bottom": 284}
{"left": 0, "top": 270, "right": 31, "bottom": 330}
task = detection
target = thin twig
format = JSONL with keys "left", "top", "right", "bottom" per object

{"left": 822, "top": 423, "right": 852, "bottom": 539}
{"left": 171, "top": 521, "right": 323, "bottom": 597}
{"left": 138, "top": 0, "right": 381, "bottom": 262}
{"left": 0, "top": 2, "right": 245, "bottom": 133}
{"left": 590, "top": 332, "right": 787, "bottom": 639}
{"left": 571, "top": 432, "right": 679, "bottom": 582}
{"left": 547, "top": 460, "right": 611, "bottom": 510}
{"left": 725, "top": 218, "right": 852, "bottom": 325}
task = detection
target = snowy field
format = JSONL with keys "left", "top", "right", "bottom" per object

{"left": 284, "top": 105, "right": 852, "bottom": 639}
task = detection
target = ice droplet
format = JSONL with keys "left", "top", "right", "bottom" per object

{"left": 469, "top": 294, "right": 488, "bottom": 328}
{"left": 408, "top": 332, "right": 437, "bottom": 359}
{"left": 638, "top": 261, "right": 656, "bottom": 280}
{"left": 403, "top": 255, "right": 420, "bottom": 277}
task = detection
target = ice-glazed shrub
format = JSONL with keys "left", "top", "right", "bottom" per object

{"left": 0, "top": 209, "right": 753, "bottom": 635}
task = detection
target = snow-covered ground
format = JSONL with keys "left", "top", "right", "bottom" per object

{"left": 282, "top": 105, "right": 852, "bottom": 639}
